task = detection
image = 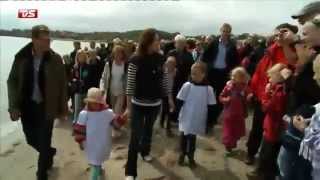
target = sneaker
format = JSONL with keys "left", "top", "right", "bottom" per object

{"left": 125, "top": 176, "right": 135, "bottom": 180}
{"left": 142, "top": 155, "right": 153, "bottom": 162}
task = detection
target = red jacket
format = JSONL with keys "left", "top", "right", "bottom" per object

{"left": 250, "top": 43, "right": 290, "bottom": 102}
{"left": 261, "top": 83, "right": 288, "bottom": 143}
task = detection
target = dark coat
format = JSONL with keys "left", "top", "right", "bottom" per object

{"left": 202, "top": 37, "right": 239, "bottom": 71}
{"left": 7, "top": 42, "right": 68, "bottom": 119}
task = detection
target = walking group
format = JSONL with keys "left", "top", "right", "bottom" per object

{"left": 6, "top": 1, "right": 320, "bottom": 180}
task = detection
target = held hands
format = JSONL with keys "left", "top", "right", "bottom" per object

{"left": 123, "top": 108, "right": 131, "bottom": 120}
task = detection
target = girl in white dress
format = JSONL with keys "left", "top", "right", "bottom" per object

{"left": 73, "top": 88, "right": 126, "bottom": 180}
{"left": 176, "top": 62, "right": 216, "bottom": 168}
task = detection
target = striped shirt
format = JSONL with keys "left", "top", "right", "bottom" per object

{"left": 126, "top": 55, "right": 170, "bottom": 107}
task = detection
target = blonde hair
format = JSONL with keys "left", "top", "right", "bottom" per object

{"left": 231, "top": 67, "right": 250, "bottom": 82}
{"left": 75, "top": 49, "right": 88, "bottom": 65}
{"left": 191, "top": 61, "right": 207, "bottom": 74}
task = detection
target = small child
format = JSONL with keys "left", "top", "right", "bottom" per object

{"left": 160, "top": 56, "right": 176, "bottom": 137}
{"left": 249, "top": 63, "right": 290, "bottom": 180}
{"left": 73, "top": 88, "right": 126, "bottom": 180}
{"left": 176, "top": 62, "right": 216, "bottom": 168}
{"left": 220, "top": 67, "right": 252, "bottom": 155}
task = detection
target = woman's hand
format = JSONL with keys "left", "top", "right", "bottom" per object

{"left": 123, "top": 108, "right": 131, "bottom": 120}
{"left": 169, "top": 98, "right": 175, "bottom": 113}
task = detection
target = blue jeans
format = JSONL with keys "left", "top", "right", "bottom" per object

{"left": 278, "top": 146, "right": 312, "bottom": 180}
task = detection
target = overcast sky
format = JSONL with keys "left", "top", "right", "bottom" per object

{"left": 0, "top": 0, "right": 316, "bottom": 36}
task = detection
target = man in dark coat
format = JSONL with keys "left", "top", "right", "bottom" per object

{"left": 202, "top": 23, "right": 239, "bottom": 132}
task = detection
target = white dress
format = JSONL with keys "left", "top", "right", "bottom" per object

{"left": 77, "top": 109, "right": 115, "bottom": 165}
{"left": 177, "top": 82, "right": 216, "bottom": 136}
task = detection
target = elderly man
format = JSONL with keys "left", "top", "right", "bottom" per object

{"left": 167, "top": 34, "right": 194, "bottom": 131}
{"left": 202, "top": 23, "right": 239, "bottom": 132}
{"left": 7, "top": 25, "right": 68, "bottom": 180}
{"left": 292, "top": 1, "right": 320, "bottom": 25}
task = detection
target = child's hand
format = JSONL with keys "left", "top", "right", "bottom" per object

{"left": 79, "top": 142, "right": 85, "bottom": 150}
{"left": 222, "top": 96, "right": 231, "bottom": 104}
{"left": 247, "top": 93, "right": 254, "bottom": 102}
{"left": 265, "top": 83, "right": 272, "bottom": 93}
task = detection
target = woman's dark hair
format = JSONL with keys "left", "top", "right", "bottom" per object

{"left": 137, "top": 28, "right": 158, "bottom": 56}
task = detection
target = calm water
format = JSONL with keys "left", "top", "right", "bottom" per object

{"left": 0, "top": 36, "right": 91, "bottom": 141}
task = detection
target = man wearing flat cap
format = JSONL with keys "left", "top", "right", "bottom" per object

{"left": 7, "top": 25, "right": 68, "bottom": 180}
{"left": 292, "top": 1, "right": 320, "bottom": 25}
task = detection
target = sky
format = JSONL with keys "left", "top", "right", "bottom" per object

{"left": 0, "top": 0, "right": 317, "bottom": 36}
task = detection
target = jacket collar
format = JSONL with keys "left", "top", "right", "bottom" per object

{"left": 16, "top": 42, "right": 53, "bottom": 63}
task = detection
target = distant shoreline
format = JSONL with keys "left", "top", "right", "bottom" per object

{"left": 0, "top": 35, "right": 106, "bottom": 43}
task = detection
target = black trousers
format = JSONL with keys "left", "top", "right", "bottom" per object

{"left": 246, "top": 101, "right": 265, "bottom": 158}
{"left": 180, "top": 132, "right": 197, "bottom": 159}
{"left": 21, "top": 101, "right": 55, "bottom": 179}
{"left": 207, "top": 68, "right": 229, "bottom": 129}
{"left": 257, "top": 138, "right": 281, "bottom": 180}
{"left": 125, "top": 104, "right": 160, "bottom": 177}
{"left": 160, "top": 97, "right": 172, "bottom": 130}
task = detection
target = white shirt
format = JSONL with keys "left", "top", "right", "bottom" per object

{"left": 77, "top": 109, "right": 115, "bottom": 166}
{"left": 177, "top": 82, "right": 216, "bottom": 135}
{"left": 110, "top": 62, "right": 125, "bottom": 96}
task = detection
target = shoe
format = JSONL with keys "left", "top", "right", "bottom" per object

{"left": 189, "top": 159, "right": 197, "bottom": 169}
{"left": 125, "top": 176, "right": 135, "bottom": 180}
{"left": 142, "top": 155, "right": 153, "bottom": 162}
{"left": 47, "top": 148, "right": 57, "bottom": 170}
{"left": 245, "top": 156, "right": 255, "bottom": 165}
{"left": 36, "top": 171, "right": 48, "bottom": 180}
{"left": 178, "top": 154, "right": 185, "bottom": 166}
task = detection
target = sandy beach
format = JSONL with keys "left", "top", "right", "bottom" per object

{"left": 0, "top": 117, "right": 255, "bottom": 180}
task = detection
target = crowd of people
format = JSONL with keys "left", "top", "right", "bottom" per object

{"left": 6, "top": 1, "right": 320, "bottom": 180}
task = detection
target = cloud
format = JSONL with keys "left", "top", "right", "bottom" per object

{"left": 0, "top": 0, "right": 315, "bottom": 36}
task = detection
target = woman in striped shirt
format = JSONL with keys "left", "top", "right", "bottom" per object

{"left": 124, "top": 28, "right": 171, "bottom": 180}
